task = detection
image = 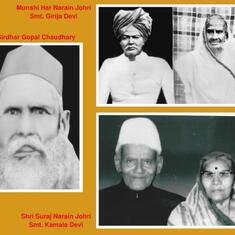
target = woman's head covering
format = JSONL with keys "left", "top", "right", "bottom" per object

{"left": 197, "top": 151, "right": 235, "bottom": 225}
{"left": 168, "top": 151, "right": 235, "bottom": 226}
{"left": 198, "top": 151, "right": 235, "bottom": 182}
{"left": 113, "top": 8, "right": 152, "bottom": 41}
{"left": 205, "top": 14, "right": 229, "bottom": 40}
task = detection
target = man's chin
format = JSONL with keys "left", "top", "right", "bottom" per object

{"left": 0, "top": 157, "right": 58, "bottom": 189}
{"left": 0, "top": 133, "right": 79, "bottom": 190}
{"left": 126, "top": 181, "right": 149, "bottom": 191}
{"left": 124, "top": 50, "right": 140, "bottom": 58}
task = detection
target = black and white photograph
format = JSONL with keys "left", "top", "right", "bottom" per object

{"left": 97, "top": 6, "right": 173, "bottom": 105}
{"left": 0, "top": 44, "right": 82, "bottom": 191}
{"left": 173, "top": 6, "right": 235, "bottom": 104}
{"left": 98, "top": 114, "right": 235, "bottom": 226}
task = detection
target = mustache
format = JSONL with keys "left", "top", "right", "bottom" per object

{"left": 2, "top": 136, "right": 46, "bottom": 159}
{"left": 125, "top": 46, "right": 137, "bottom": 51}
{"left": 0, "top": 133, "right": 79, "bottom": 189}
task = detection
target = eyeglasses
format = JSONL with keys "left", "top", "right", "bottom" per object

{"left": 201, "top": 170, "right": 234, "bottom": 180}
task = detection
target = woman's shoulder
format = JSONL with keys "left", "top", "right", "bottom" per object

{"left": 174, "top": 52, "right": 195, "bottom": 67}
{"left": 168, "top": 201, "right": 191, "bottom": 226}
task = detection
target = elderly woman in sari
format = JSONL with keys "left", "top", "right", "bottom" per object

{"left": 99, "top": 8, "right": 174, "bottom": 104}
{"left": 168, "top": 151, "right": 235, "bottom": 226}
{"left": 174, "top": 14, "right": 235, "bottom": 104}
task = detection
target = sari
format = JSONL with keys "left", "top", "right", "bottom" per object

{"left": 174, "top": 21, "right": 235, "bottom": 104}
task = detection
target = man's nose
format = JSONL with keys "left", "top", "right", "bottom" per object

{"left": 134, "top": 160, "right": 144, "bottom": 173}
{"left": 16, "top": 113, "right": 36, "bottom": 137}
{"left": 128, "top": 37, "right": 134, "bottom": 44}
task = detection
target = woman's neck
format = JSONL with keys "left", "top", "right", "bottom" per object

{"left": 216, "top": 198, "right": 230, "bottom": 215}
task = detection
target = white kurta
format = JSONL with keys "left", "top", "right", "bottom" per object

{"left": 99, "top": 52, "right": 174, "bottom": 104}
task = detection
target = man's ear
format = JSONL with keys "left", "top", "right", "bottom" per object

{"left": 114, "top": 154, "right": 122, "bottom": 173}
{"left": 156, "top": 155, "right": 163, "bottom": 175}
{"left": 60, "top": 110, "right": 70, "bottom": 137}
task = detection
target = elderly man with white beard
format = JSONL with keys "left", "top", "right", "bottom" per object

{"left": 0, "top": 46, "right": 80, "bottom": 190}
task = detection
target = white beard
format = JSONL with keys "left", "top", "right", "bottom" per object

{"left": 0, "top": 133, "right": 79, "bottom": 190}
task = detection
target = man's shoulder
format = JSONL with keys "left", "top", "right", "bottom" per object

{"left": 101, "top": 55, "right": 123, "bottom": 66}
{"left": 144, "top": 56, "right": 172, "bottom": 73}
{"left": 99, "top": 184, "right": 124, "bottom": 204}
{"left": 152, "top": 187, "right": 185, "bottom": 203}
{"left": 99, "top": 183, "right": 121, "bottom": 195}
{"left": 147, "top": 56, "right": 170, "bottom": 66}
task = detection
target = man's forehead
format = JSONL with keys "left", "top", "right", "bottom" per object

{"left": 0, "top": 74, "right": 60, "bottom": 108}
{"left": 121, "top": 143, "right": 156, "bottom": 157}
{"left": 123, "top": 25, "right": 141, "bottom": 36}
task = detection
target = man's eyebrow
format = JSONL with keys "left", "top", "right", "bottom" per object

{"left": 29, "top": 105, "right": 56, "bottom": 113}
{"left": 122, "top": 33, "right": 140, "bottom": 36}
{"left": 1, "top": 105, "right": 56, "bottom": 114}
{"left": 3, "top": 106, "right": 22, "bottom": 112}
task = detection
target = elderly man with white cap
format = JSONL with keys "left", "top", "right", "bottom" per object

{"left": 99, "top": 8, "right": 174, "bottom": 104}
{"left": 0, "top": 45, "right": 79, "bottom": 189}
{"left": 99, "top": 118, "right": 184, "bottom": 225}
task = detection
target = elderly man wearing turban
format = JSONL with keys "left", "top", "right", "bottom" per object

{"left": 0, "top": 46, "right": 79, "bottom": 189}
{"left": 99, "top": 8, "right": 174, "bottom": 105}
{"left": 99, "top": 118, "right": 184, "bottom": 225}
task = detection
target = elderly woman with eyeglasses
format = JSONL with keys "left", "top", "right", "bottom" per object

{"left": 168, "top": 151, "right": 235, "bottom": 226}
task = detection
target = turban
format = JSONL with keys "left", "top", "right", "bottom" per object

{"left": 113, "top": 8, "right": 152, "bottom": 41}
{"left": 115, "top": 118, "right": 162, "bottom": 155}
{"left": 0, "top": 46, "right": 63, "bottom": 95}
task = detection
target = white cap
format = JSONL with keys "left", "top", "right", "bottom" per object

{"left": 115, "top": 118, "right": 162, "bottom": 155}
{"left": 0, "top": 46, "right": 63, "bottom": 95}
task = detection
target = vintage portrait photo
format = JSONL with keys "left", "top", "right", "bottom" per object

{"left": 97, "top": 6, "right": 173, "bottom": 105}
{"left": 98, "top": 114, "right": 235, "bottom": 227}
{"left": 174, "top": 6, "right": 235, "bottom": 104}
{"left": 0, "top": 44, "right": 82, "bottom": 191}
